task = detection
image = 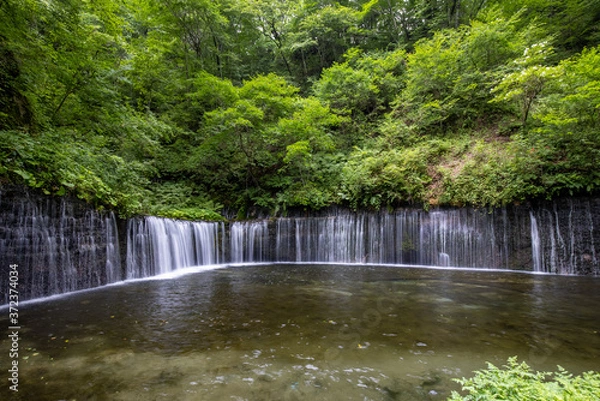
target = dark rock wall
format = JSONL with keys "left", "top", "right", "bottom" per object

{"left": 0, "top": 187, "right": 122, "bottom": 303}
{"left": 531, "top": 198, "right": 600, "bottom": 275}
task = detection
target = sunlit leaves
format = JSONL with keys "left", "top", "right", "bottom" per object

{"left": 315, "top": 63, "right": 378, "bottom": 116}
{"left": 238, "top": 73, "right": 298, "bottom": 121}
{"left": 277, "top": 98, "right": 341, "bottom": 150}
{"left": 313, "top": 48, "right": 406, "bottom": 127}
{"left": 491, "top": 63, "right": 561, "bottom": 126}
{"left": 526, "top": 46, "right": 600, "bottom": 196}
{"left": 492, "top": 0, "right": 600, "bottom": 55}
{"left": 536, "top": 46, "right": 600, "bottom": 128}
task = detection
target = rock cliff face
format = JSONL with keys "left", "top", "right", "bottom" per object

{"left": 1, "top": 186, "right": 599, "bottom": 304}
{"left": 530, "top": 198, "right": 600, "bottom": 275}
{"left": 0, "top": 187, "right": 122, "bottom": 304}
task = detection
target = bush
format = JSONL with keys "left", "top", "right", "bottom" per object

{"left": 0, "top": 129, "right": 150, "bottom": 216}
{"left": 340, "top": 145, "right": 434, "bottom": 209}
{"left": 449, "top": 357, "right": 600, "bottom": 401}
{"left": 440, "top": 139, "right": 544, "bottom": 207}
{"left": 143, "top": 182, "right": 224, "bottom": 221}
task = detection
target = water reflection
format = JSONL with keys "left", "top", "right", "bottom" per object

{"left": 1, "top": 264, "right": 599, "bottom": 400}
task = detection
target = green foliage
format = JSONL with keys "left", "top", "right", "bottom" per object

{"left": 440, "top": 139, "right": 545, "bottom": 207}
{"left": 314, "top": 48, "right": 406, "bottom": 117}
{"left": 292, "top": 2, "right": 365, "bottom": 78}
{"left": 274, "top": 152, "right": 345, "bottom": 211}
{"left": 0, "top": 129, "right": 149, "bottom": 216}
{"left": 277, "top": 97, "right": 341, "bottom": 151}
{"left": 526, "top": 46, "right": 600, "bottom": 196}
{"left": 0, "top": 0, "right": 128, "bottom": 130}
{"left": 153, "top": 0, "right": 231, "bottom": 77}
{"left": 238, "top": 74, "right": 298, "bottom": 121}
{"left": 188, "top": 72, "right": 238, "bottom": 110}
{"left": 492, "top": 0, "right": 600, "bottom": 56}
{"left": 397, "top": 11, "right": 548, "bottom": 133}
{"left": 490, "top": 40, "right": 559, "bottom": 126}
{"left": 172, "top": 74, "right": 345, "bottom": 213}
{"left": 340, "top": 143, "right": 440, "bottom": 209}
{"left": 143, "top": 182, "right": 224, "bottom": 221}
{"left": 314, "top": 62, "right": 378, "bottom": 116}
{"left": 449, "top": 357, "right": 600, "bottom": 401}
{"left": 1, "top": 0, "right": 600, "bottom": 218}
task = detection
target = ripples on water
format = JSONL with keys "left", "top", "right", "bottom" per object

{"left": 2, "top": 264, "right": 600, "bottom": 400}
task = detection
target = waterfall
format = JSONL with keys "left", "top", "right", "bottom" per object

{"left": 529, "top": 199, "right": 600, "bottom": 275}
{"left": 2, "top": 188, "right": 600, "bottom": 305}
{"left": 126, "top": 216, "right": 223, "bottom": 278}
{"left": 193, "top": 222, "right": 221, "bottom": 265}
{"left": 0, "top": 190, "right": 121, "bottom": 304}
{"left": 273, "top": 209, "right": 514, "bottom": 268}
{"left": 281, "top": 214, "right": 364, "bottom": 263}
{"left": 530, "top": 211, "right": 542, "bottom": 272}
{"left": 123, "top": 203, "right": 598, "bottom": 276}
{"left": 230, "top": 220, "right": 269, "bottom": 263}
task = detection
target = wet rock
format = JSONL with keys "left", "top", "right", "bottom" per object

{"left": 258, "top": 373, "right": 276, "bottom": 383}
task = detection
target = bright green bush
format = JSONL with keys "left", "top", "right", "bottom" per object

{"left": 397, "top": 11, "right": 549, "bottom": 134}
{"left": 449, "top": 357, "right": 600, "bottom": 401}
{"left": 153, "top": 208, "right": 224, "bottom": 222}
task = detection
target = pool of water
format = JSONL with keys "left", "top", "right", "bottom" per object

{"left": 2, "top": 264, "right": 600, "bottom": 400}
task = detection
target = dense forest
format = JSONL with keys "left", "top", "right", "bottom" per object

{"left": 1, "top": 0, "right": 599, "bottom": 219}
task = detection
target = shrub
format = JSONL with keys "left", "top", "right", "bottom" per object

{"left": 448, "top": 357, "right": 600, "bottom": 401}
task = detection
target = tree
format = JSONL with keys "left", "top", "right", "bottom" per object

{"left": 158, "top": 0, "right": 231, "bottom": 77}
{"left": 491, "top": 41, "right": 559, "bottom": 126}
{"left": 237, "top": 0, "right": 300, "bottom": 77}
{"left": 179, "top": 73, "right": 344, "bottom": 211}
{"left": 313, "top": 48, "right": 406, "bottom": 119}
{"left": 490, "top": 0, "right": 600, "bottom": 56}
{"left": 0, "top": 0, "right": 128, "bottom": 130}
{"left": 395, "top": 11, "right": 549, "bottom": 133}
{"left": 528, "top": 46, "right": 600, "bottom": 196}
{"left": 288, "top": 0, "right": 378, "bottom": 83}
